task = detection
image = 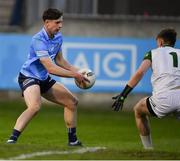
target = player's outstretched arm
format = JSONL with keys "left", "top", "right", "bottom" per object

{"left": 112, "top": 60, "right": 151, "bottom": 111}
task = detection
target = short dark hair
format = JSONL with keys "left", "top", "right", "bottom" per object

{"left": 42, "top": 8, "right": 63, "bottom": 21}
{"left": 156, "top": 28, "right": 177, "bottom": 47}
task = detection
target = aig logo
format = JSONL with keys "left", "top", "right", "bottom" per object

{"left": 62, "top": 43, "right": 137, "bottom": 87}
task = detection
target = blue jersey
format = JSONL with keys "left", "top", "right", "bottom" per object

{"left": 20, "top": 28, "right": 63, "bottom": 80}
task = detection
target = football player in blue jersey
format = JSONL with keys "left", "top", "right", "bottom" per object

{"left": 7, "top": 8, "right": 88, "bottom": 146}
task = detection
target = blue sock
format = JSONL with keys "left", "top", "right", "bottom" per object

{"left": 9, "top": 129, "right": 21, "bottom": 141}
{"left": 68, "top": 127, "right": 77, "bottom": 142}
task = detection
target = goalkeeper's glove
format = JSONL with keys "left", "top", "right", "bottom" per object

{"left": 112, "top": 84, "right": 133, "bottom": 111}
{"left": 112, "top": 94, "right": 125, "bottom": 111}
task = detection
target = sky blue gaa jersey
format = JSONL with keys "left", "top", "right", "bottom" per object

{"left": 20, "top": 28, "right": 63, "bottom": 80}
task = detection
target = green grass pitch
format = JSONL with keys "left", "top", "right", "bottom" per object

{"left": 0, "top": 99, "right": 180, "bottom": 159}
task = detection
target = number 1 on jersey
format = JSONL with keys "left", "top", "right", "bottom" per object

{"left": 169, "top": 52, "right": 178, "bottom": 67}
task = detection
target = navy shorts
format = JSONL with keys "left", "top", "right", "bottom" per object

{"left": 18, "top": 73, "right": 56, "bottom": 94}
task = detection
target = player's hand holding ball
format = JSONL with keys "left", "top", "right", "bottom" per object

{"left": 74, "top": 68, "right": 96, "bottom": 89}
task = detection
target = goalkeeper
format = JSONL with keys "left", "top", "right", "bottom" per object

{"left": 112, "top": 28, "right": 180, "bottom": 149}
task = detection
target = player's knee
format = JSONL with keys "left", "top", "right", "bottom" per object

{"left": 134, "top": 107, "right": 141, "bottom": 119}
{"left": 134, "top": 105, "right": 139, "bottom": 116}
{"left": 27, "top": 103, "right": 41, "bottom": 115}
{"left": 74, "top": 97, "right": 79, "bottom": 106}
{"left": 72, "top": 97, "right": 79, "bottom": 108}
{"left": 134, "top": 100, "right": 145, "bottom": 117}
{"left": 67, "top": 97, "right": 78, "bottom": 111}
{"left": 134, "top": 99, "right": 148, "bottom": 118}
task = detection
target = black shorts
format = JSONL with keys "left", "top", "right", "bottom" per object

{"left": 18, "top": 73, "right": 56, "bottom": 94}
{"left": 146, "top": 97, "right": 158, "bottom": 117}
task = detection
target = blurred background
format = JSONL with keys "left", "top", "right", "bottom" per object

{"left": 1, "top": 0, "right": 180, "bottom": 108}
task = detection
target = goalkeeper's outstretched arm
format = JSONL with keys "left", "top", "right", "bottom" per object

{"left": 112, "top": 59, "right": 151, "bottom": 111}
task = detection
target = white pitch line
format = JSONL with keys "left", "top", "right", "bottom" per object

{"left": 4, "top": 146, "right": 106, "bottom": 160}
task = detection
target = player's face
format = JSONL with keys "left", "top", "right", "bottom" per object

{"left": 45, "top": 16, "right": 63, "bottom": 36}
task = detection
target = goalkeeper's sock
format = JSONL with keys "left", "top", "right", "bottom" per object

{"left": 140, "top": 135, "right": 153, "bottom": 149}
{"left": 8, "top": 129, "right": 21, "bottom": 142}
{"left": 68, "top": 127, "right": 78, "bottom": 143}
